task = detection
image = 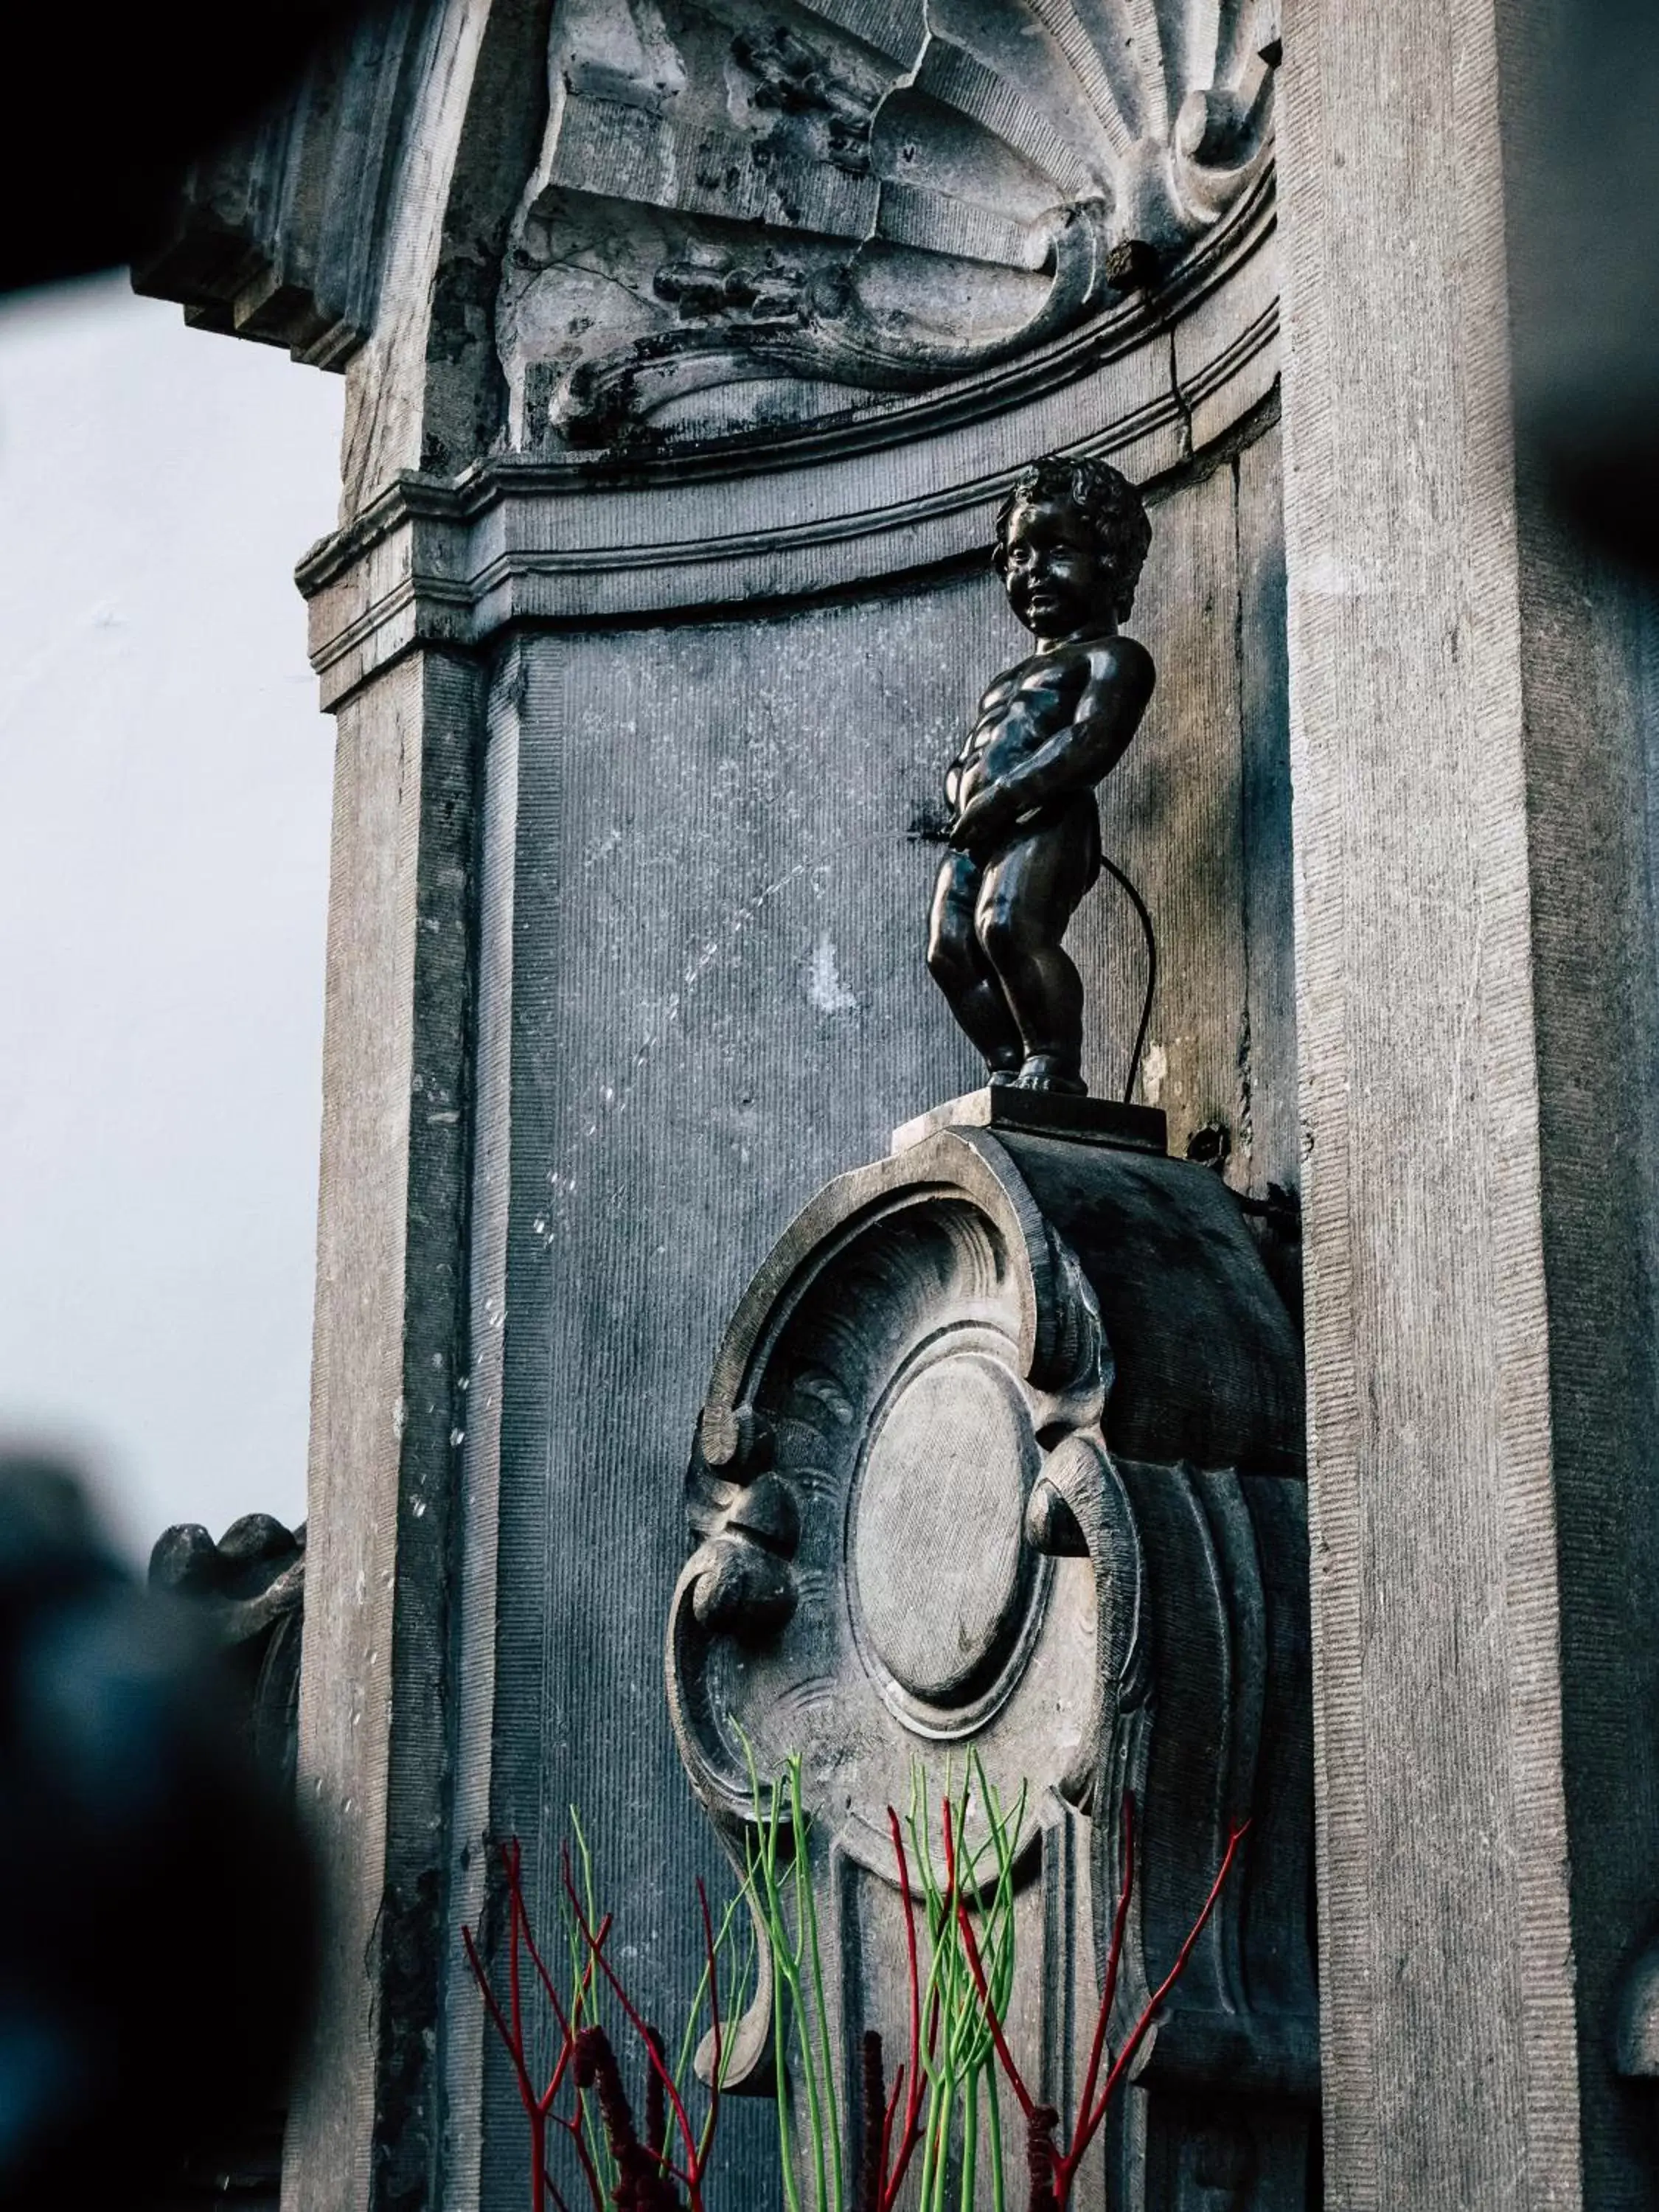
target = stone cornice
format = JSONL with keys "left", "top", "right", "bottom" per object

{"left": 299, "top": 187, "right": 1276, "bottom": 706}
{"left": 133, "top": 3, "right": 440, "bottom": 369}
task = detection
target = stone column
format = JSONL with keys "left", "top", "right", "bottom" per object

{"left": 1279, "top": 2, "right": 1659, "bottom": 2203}
{"left": 284, "top": 644, "right": 481, "bottom": 2212}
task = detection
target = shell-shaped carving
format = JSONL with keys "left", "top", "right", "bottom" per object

{"left": 498, "top": 0, "right": 1279, "bottom": 447}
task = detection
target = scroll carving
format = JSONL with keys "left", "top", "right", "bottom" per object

{"left": 150, "top": 1512, "right": 306, "bottom": 1791}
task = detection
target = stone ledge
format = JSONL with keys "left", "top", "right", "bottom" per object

{"left": 294, "top": 212, "right": 1278, "bottom": 706}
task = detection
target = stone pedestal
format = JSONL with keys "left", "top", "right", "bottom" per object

{"left": 669, "top": 1104, "right": 1315, "bottom": 2209}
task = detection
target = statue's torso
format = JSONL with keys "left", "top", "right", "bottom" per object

{"left": 947, "top": 647, "right": 1079, "bottom": 808}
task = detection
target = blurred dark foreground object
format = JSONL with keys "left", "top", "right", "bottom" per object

{"left": 1507, "top": 0, "right": 1659, "bottom": 571}
{"left": 1, "top": 1, "right": 372, "bottom": 296}
{"left": 0, "top": 1455, "right": 317, "bottom": 2211}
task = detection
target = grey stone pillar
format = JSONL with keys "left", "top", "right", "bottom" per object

{"left": 285, "top": 646, "right": 481, "bottom": 2212}
{"left": 1279, "top": 2, "right": 1659, "bottom": 2203}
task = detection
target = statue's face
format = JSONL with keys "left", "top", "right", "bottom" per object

{"left": 1000, "top": 496, "right": 1108, "bottom": 636}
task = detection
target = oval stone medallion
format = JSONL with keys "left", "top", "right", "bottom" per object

{"left": 851, "top": 1349, "right": 1036, "bottom": 1706}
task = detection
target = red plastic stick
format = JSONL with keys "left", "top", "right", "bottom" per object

{"left": 564, "top": 1861, "right": 703, "bottom": 2203}
{"left": 1070, "top": 1791, "right": 1135, "bottom": 2164}
{"left": 1068, "top": 1820, "right": 1250, "bottom": 2170}
{"left": 879, "top": 1809, "right": 930, "bottom": 2210}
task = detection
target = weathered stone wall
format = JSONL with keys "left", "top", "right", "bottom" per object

{"left": 136, "top": 2, "right": 1310, "bottom": 2203}
{"left": 1279, "top": 4, "right": 1659, "bottom": 2205}
{"left": 139, "top": 0, "right": 1659, "bottom": 2202}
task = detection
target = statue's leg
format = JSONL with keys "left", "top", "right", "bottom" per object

{"left": 973, "top": 804, "right": 1096, "bottom": 1091}
{"left": 926, "top": 851, "right": 1023, "bottom": 1078}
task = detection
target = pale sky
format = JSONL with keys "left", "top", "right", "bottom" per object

{"left": 0, "top": 274, "right": 342, "bottom": 1559}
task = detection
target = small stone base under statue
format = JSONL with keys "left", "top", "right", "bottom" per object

{"left": 891, "top": 1083, "right": 1167, "bottom": 1158}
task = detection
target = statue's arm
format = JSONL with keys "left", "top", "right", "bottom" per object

{"left": 1008, "top": 642, "right": 1155, "bottom": 807}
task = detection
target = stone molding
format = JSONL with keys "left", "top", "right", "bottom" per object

{"left": 133, "top": 3, "right": 440, "bottom": 369}
{"left": 299, "top": 180, "right": 1275, "bottom": 703}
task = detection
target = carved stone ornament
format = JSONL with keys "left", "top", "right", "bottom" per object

{"left": 503, "top": 0, "right": 1279, "bottom": 446}
{"left": 667, "top": 1110, "right": 1315, "bottom": 2208}
{"left": 137, "top": 0, "right": 1285, "bottom": 677}
{"left": 150, "top": 1512, "right": 306, "bottom": 1792}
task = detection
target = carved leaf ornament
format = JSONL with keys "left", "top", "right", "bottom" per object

{"left": 501, "top": 0, "right": 1279, "bottom": 444}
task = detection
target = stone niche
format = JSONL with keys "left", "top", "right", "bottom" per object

{"left": 140, "top": 3, "right": 1304, "bottom": 2208}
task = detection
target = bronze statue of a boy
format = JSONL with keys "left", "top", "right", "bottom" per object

{"left": 927, "top": 453, "right": 1155, "bottom": 1094}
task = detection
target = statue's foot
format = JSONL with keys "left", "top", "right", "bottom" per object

{"left": 1015, "top": 1054, "right": 1087, "bottom": 1095}
{"left": 987, "top": 1064, "right": 1020, "bottom": 1088}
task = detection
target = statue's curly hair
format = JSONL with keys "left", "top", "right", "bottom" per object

{"left": 992, "top": 453, "right": 1152, "bottom": 623}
